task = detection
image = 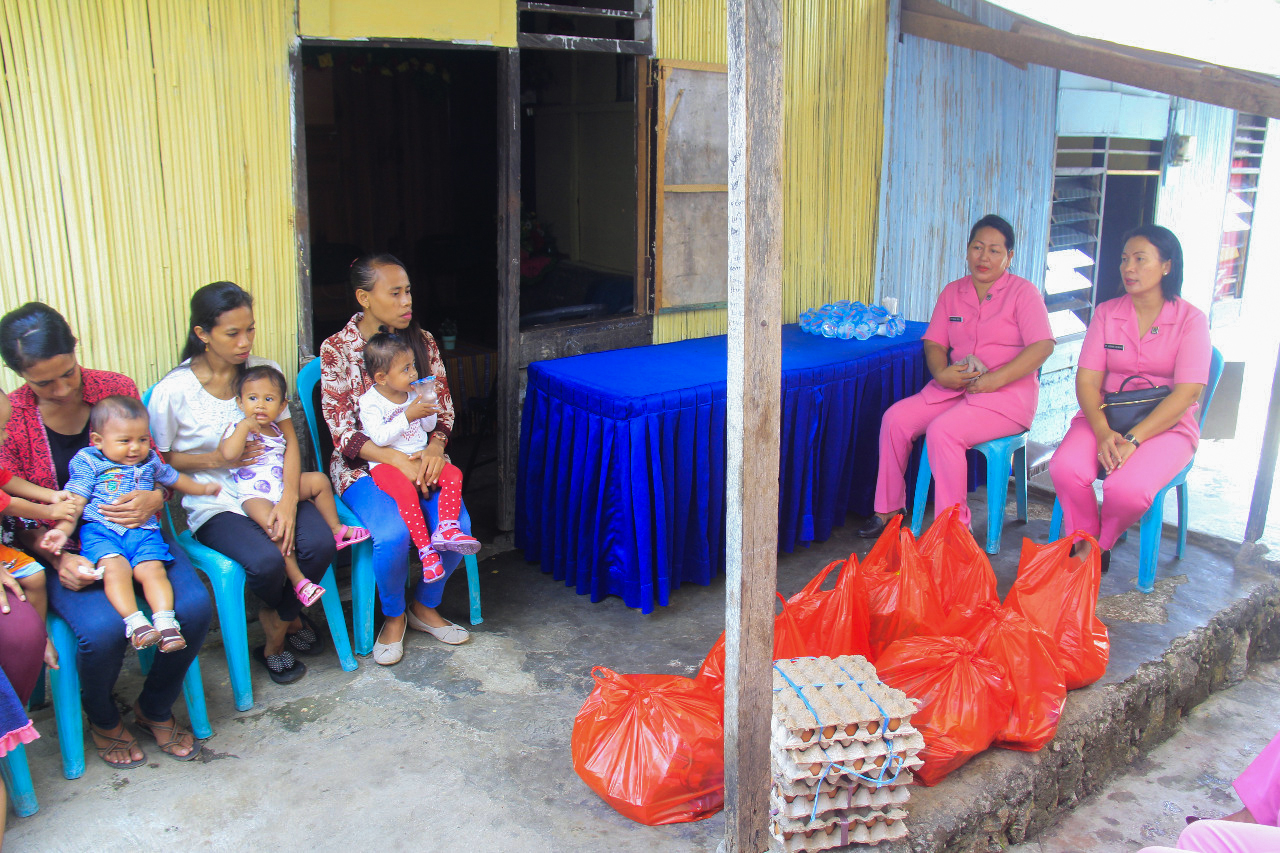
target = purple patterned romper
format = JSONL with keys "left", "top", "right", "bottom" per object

{"left": 224, "top": 422, "right": 288, "bottom": 504}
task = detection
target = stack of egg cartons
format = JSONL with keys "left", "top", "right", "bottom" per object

{"left": 770, "top": 656, "right": 923, "bottom": 851}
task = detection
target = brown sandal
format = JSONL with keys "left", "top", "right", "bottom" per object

{"left": 156, "top": 627, "right": 186, "bottom": 653}
{"left": 130, "top": 624, "right": 161, "bottom": 650}
{"left": 132, "top": 704, "right": 200, "bottom": 762}
{"left": 89, "top": 723, "right": 146, "bottom": 768}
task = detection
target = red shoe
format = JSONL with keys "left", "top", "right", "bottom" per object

{"left": 419, "top": 546, "right": 445, "bottom": 582}
{"left": 430, "top": 525, "right": 480, "bottom": 556}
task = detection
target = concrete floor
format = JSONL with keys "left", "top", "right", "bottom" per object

{"left": 1007, "top": 656, "right": 1280, "bottom": 852}
{"left": 2, "top": 460, "right": 1272, "bottom": 852}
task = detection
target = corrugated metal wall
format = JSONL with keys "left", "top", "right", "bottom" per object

{"left": 876, "top": 0, "right": 1056, "bottom": 322}
{"left": 653, "top": 0, "right": 888, "bottom": 344}
{"left": 1156, "top": 100, "right": 1235, "bottom": 315}
{"left": 0, "top": 1, "right": 297, "bottom": 388}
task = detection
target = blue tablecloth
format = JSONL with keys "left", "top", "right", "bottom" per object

{"left": 516, "top": 322, "right": 928, "bottom": 612}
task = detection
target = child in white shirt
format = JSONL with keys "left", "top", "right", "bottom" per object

{"left": 358, "top": 333, "right": 478, "bottom": 582}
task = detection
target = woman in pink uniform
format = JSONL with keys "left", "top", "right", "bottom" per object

{"left": 857, "top": 214, "right": 1055, "bottom": 538}
{"left": 1048, "top": 225, "right": 1210, "bottom": 572}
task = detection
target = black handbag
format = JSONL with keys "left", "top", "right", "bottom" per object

{"left": 1100, "top": 375, "right": 1171, "bottom": 435}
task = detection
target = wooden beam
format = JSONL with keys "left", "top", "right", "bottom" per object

{"left": 517, "top": 33, "right": 648, "bottom": 55}
{"left": 723, "top": 0, "right": 783, "bottom": 850}
{"left": 497, "top": 49, "right": 522, "bottom": 533}
{"left": 900, "top": 7, "right": 1280, "bottom": 119}
{"left": 517, "top": 2, "right": 643, "bottom": 20}
{"left": 290, "top": 38, "right": 315, "bottom": 361}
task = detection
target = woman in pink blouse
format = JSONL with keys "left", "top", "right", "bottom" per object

{"left": 1049, "top": 225, "right": 1210, "bottom": 571}
{"left": 319, "top": 254, "right": 473, "bottom": 666}
{"left": 858, "top": 215, "right": 1055, "bottom": 538}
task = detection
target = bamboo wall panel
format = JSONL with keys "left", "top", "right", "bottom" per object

{"left": 652, "top": 0, "right": 888, "bottom": 344}
{"left": 876, "top": 0, "right": 1056, "bottom": 322}
{"left": 0, "top": 1, "right": 296, "bottom": 388}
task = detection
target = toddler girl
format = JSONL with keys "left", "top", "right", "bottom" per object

{"left": 219, "top": 364, "right": 368, "bottom": 606}
{"left": 359, "top": 332, "right": 479, "bottom": 581}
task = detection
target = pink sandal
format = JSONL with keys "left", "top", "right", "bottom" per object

{"left": 294, "top": 579, "right": 326, "bottom": 607}
{"left": 419, "top": 547, "right": 445, "bottom": 583}
{"left": 334, "top": 525, "right": 371, "bottom": 550}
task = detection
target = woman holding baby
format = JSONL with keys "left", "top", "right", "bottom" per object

{"left": 856, "top": 214, "right": 1055, "bottom": 538}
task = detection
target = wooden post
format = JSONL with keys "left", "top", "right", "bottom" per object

{"left": 497, "top": 49, "right": 522, "bottom": 532}
{"left": 1246, "top": 348, "right": 1280, "bottom": 542}
{"left": 723, "top": 0, "right": 784, "bottom": 851}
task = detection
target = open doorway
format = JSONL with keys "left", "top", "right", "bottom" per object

{"left": 301, "top": 45, "right": 499, "bottom": 352}
{"left": 1095, "top": 171, "right": 1160, "bottom": 303}
{"left": 518, "top": 50, "right": 641, "bottom": 329}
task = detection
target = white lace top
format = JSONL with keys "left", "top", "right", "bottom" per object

{"left": 147, "top": 356, "right": 290, "bottom": 532}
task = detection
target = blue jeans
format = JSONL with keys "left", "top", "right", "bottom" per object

{"left": 194, "top": 502, "right": 335, "bottom": 624}
{"left": 45, "top": 527, "right": 212, "bottom": 729}
{"left": 340, "top": 475, "right": 463, "bottom": 618}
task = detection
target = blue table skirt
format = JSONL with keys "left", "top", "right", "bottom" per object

{"left": 516, "top": 322, "right": 928, "bottom": 612}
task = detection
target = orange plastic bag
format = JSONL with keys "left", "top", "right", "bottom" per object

{"left": 572, "top": 667, "right": 724, "bottom": 825}
{"left": 917, "top": 504, "right": 999, "bottom": 612}
{"left": 695, "top": 594, "right": 813, "bottom": 707}
{"left": 876, "top": 635, "right": 1014, "bottom": 786}
{"left": 951, "top": 602, "right": 1066, "bottom": 751}
{"left": 1004, "top": 534, "right": 1110, "bottom": 690}
{"left": 861, "top": 515, "right": 946, "bottom": 659}
{"left": 784, "top": 556, "right": 874, "bottom": 660}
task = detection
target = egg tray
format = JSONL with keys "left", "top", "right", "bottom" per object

{"left": 771, "top": 712, "right": 919, "bottom": 751}
{"left": 771, "top": 739, "right": 923, "bottom": 786}
{"left": 772, "top": 656, "right": 917, "bottom": 740}
{"left": 771, "top": 715, "right": 924, "bottom": 756}
{"left": 772, "top": 769, "right": 916, "bottom": 801}
{"left": 769, "top": 811, "right": 909, "bottom": 851}
{"left": 770, "top": 781, "right": 911, "bottom": 819}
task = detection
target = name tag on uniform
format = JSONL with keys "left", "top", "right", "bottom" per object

{"left": 1104, "top": 343, "right": 1124, "bottom": 350}
{"left": 949, "top": 316, "right": 963, "bottom": 322}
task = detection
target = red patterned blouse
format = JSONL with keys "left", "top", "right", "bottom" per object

{"left": 1, "top": 368, "right": 140, "bottom": 492}
{"left": 318, "top": 314, "right": 454, "bottom": 494}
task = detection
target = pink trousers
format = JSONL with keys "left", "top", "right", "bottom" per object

{"left": 1138, "top": 820, "right": 1280, "bottom": 853}
{"left": 874, "top": 391, "right": 1023, "bottom": 526}
{"left": 1236, "top": 730, "right": 1280, "bottom": 826}
{"left": 1048, "top": 418, "right": 1196, "bottom": 550}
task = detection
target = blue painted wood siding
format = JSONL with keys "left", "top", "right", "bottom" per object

{"left": 875, "top": 0, "right": 1057, "bottom": 322}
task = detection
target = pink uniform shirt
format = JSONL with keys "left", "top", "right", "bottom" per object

{"left": 1076, "top": 295, "right": 1211, "bottom": 444}
{"left": 921, "top": 271, "right": 1053, "bottom": 429}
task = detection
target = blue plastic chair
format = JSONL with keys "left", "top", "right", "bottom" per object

{"left": 296, "top": 357, "right": 482, "bottom": 657}
{"left": 0, "top": 744, "right": 38, "bottom": 817}
{"left": 910, "top": 431, "right": 1028, "bottom": 555}
{"left": 142, "top": 385, "right": 358, "bottom": 712}
{"left": 45, "top": 602, "right": 213, "bottom": 780}
{"left": 1049, "top": 347, "right": 1225, "bottom": 593}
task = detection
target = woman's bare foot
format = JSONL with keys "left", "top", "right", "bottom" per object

{"left": 1223, "top": 807, "right": 1257, "bottom": 823}
{"left": 378, "top": 612, "right": 407, "bottom": 645}
{"left": 89, "top": 721, "right": 144, "bottom": 767}
{"left": 409, "top": 602, "right": 450, "bottom": 629}
{"left": 259, "top": 607, "right": 288, "bottom": 657}
{"left": 1070, "top": 539, "right": 1094, "bottom": 559}
{"left": 42, "top": 637, "right": 59, "bottom": 670}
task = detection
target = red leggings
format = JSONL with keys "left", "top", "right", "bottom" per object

{"left": 370, "top": 462, "right": 463, "bottom": 551}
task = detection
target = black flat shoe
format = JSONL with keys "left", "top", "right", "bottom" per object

{"left": 1100, "top": 549, "right": 1111, "bottom": 574}
{"left": 855, "top": 513, "right": 898, "bottom": 539}
{"left": 284, "top": 613, "right": 325, "bottom": 657}
{"left": 253, "top": 645, "right": 307, "bottom": 684}
{"left": 1185, "top": 816, "right": 1201, "bottom": 825}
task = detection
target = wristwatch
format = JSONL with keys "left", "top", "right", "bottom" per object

{"left": 1123, "top": 433, "right": 1140, "bottom": 448}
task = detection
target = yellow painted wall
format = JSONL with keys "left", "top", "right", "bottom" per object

{"left": 653, "top": 0, "right": 887, "bottom": 344}
{"left": 300, "top": 0, "right": 517, "bottom": 47}
{"left": 0, "top": 0, "right": 298, "bottom": 388}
